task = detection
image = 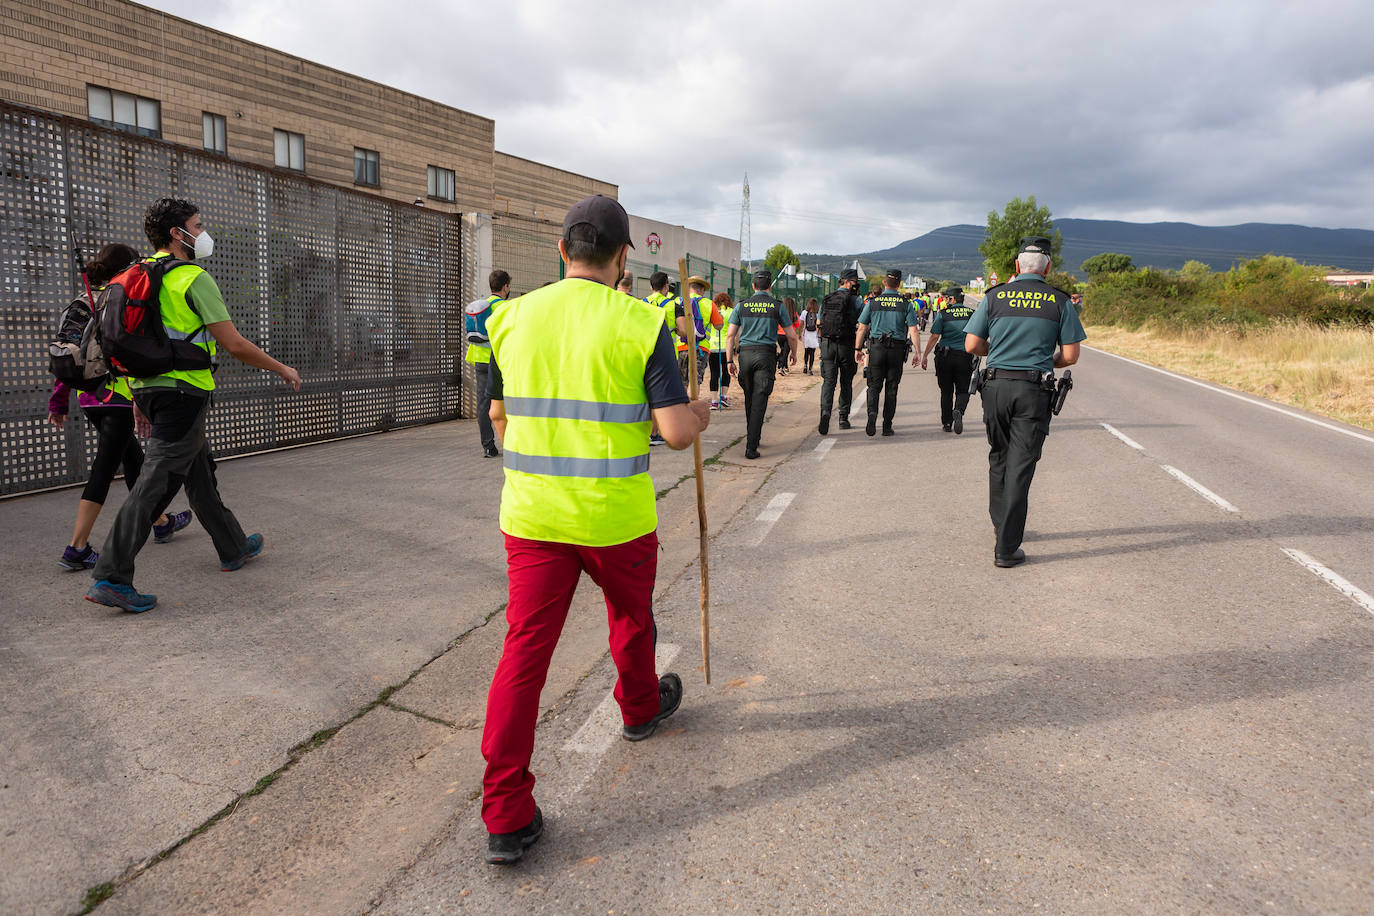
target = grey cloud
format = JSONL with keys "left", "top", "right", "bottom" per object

{"left": 167, "top": 0, "right": 1374, "bottom": 252}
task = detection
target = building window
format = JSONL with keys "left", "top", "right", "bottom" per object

{"left": 274, "top": 129, "right": 305, "bottom": 171}
{"left": 354, "top": 147, "right": 380, "bottom": 187}
{"left": 202, "top": 112, "right": 227, "bottom": 154}
{"left": 427, "top": 165, "right": 455, "bottom": 202}
{"left": 87, "top": 85, "right": 160, "bottom": 137}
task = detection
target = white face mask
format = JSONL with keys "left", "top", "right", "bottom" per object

{"left": 176, "top": 226, "right": 214, "bottom": 260}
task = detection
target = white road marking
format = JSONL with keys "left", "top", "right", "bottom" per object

{"left": 553, "top": 643, "right": 681, "bottom": 803}
{"left": 1161, "top": 465, "right": 1239, "bottom": 513}
{"left": 1087, "top": 346, "right": 1374, "bottom": 446}
{"left": 1281, "top": 550, "right": 1374, "bottom": 617}
{"left": 814, "top": 439, "right": 835, "bottom": 459}
{"left": 749, "top": 492, "right": 797, "bottom": 546}
{"left": 1101, "top": 422, "right": 1145, "bottom": 451}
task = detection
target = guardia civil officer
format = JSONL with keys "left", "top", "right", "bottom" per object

{"left": 726, "top": 268, "right": 798, "bottom": 459}
{"left": 855, "top": 269, "right": 920, "bottom": 437}
{"left": 919, "top": 286, "right": 976, "bottom": 434}
{"left": 816, "top": 267, "right": 862, "bottom": 434}
{"left": 964, "top": 237, "right": 1086, "bottom": 568}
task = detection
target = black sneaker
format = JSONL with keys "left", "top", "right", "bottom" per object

{"left": 152, "top": 509, "right": 193, "bottom": 543}
{"left": 865, "top": 416, "right": 876, "bottom": 437}
{"left": 942, "top": 424, "right": 952, "bottom": 432}
{"left": 622, "top": 673, "right": 683, "bottom": 741}
{"left": 486, "top": 806, "right": 543, "bottom": 865}
{"left": 59, "top": 544, "right": 98, "bottom": 571}
{"left": 838, "top": 418, "right": 852, "bottom": 430}
{"left": 483, "top": 444, "right": 500, "bottom": 458}
{"left": 744, "top": 448, "right": 760, "bottom": 460}
{"left": 649, "top": 434, "right": 667, "bottom": 447}
{"left": 952, "top": 409, "right": 964, "bottom": 435}
{"left": 818, "top": 414, "right": 830, "bottom": 435}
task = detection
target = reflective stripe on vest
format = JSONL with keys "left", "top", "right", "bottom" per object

{"left": 488, "top": 278, "right": 662, "bottom": 547}
{"left": 504, "top": 451, "right": 651, "bottom": 479}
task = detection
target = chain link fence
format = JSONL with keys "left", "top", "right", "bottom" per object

{"left": 1, "top": 101, "right": 465, "bottom": 498}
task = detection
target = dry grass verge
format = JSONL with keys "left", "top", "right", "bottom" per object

{"left": 1085, "top": 323, "right": 1374, "bottom": 433}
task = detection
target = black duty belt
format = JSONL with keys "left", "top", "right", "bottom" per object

{"left": 985, "top": 368, "right": 1043, "bottom": 382}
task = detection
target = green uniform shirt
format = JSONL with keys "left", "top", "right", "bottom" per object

{"left": 931, "top": 302, "right": 976, "bottom": 351}
{"left": 130, "top": 254, "right": 231, "bottom": 394}
{"left": 857, "top": 291, "right": 918, "bottom": 339}
{"left": 963, "top": 274, "right": 1087, "bottom": 373}
{"left": 728, "top": 292, "right": 788, "bottom": 348}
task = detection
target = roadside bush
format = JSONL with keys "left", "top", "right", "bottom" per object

{"left": 1080, "top": 255, "right": 1374, "bottom": 329}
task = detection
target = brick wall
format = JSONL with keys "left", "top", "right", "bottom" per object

{"left": 494, "top": 152, "right": 619, "bottom": 223}
{"left": 1, "top": 0, "right": 508, "bottom": 213}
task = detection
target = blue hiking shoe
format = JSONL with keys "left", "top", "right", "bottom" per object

{"left": 86, "top": 580, "right": 157, "bottom": 613}
{"left": 221, "top": 533, "right": 264, "bottom": 572}
{"left": 152, "top": 509, "right": 194, "bottom": 543}
{"left": 59, "top": 544, "right": 99, "bottom": 571}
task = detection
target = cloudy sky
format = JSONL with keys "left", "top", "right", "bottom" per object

{"left": 164, "top": 0, "right": 1374, "bottom": 255}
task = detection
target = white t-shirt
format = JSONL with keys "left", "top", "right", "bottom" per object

{"left": 802, "top": 314, "right": 819, "bottom": 348}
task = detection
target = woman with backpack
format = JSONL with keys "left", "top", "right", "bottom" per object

{"left": 49, "top": 243, "right": 192, "bottom": 571}
{"left": 801, "top": 298, "right": 820, "bottom": 374}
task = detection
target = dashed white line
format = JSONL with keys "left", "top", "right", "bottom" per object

{"left": 1281, "top": 550, "right": 1374, "bottom": 617}
{"left": 750, "top": 492, "right": 796, "bottom": 545}
{"left": 1101, "top": 422, "right": 1145, "bottom": 451}
{"left": 1087, "top": 346, "right": 1374, "bottom": 446}
{"left": 814, "top": 439, "right": 835, "bottom": 459}
{"left": 1161, "top": 465, "right": 1239, "bottom": 513}
{"left": 554, "top": 642, "right": 682, "bottom": 803}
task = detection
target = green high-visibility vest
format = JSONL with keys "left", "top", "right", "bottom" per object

{"left": 131, "top": 254, "right": 217, "bottom": 392}
{"left": 489, "top": 278, "right": 662, "bottom": 547}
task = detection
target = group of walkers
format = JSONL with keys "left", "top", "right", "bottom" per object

{"left": 46, "top": 190, "right": 1085, "bottom": 870}
{"left": 51, "top": 197, "right": 301, "bottom": 614}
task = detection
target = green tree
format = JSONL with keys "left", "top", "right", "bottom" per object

{"left": 1180, "top": 260, "right": 1212, "bottom": 281}
{"left": 1046, "top": 270, "right": 1082, "bottom": 294}
{"left": 980, "top": 195, "right": 1063, "bottom": 282}
{"left": 1081, "top": 252, "right": 1134, "bottom": 277}
{"left": 763, "top": 243, "right": 800, "bottom": 273}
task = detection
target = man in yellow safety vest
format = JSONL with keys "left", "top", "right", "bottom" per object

{"left": 480, "top": 195, "right": 711, "bottom": 865}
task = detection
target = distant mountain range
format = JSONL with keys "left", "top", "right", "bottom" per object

{"left": 797, "top": 220, "right": 1374, "bottom": 283}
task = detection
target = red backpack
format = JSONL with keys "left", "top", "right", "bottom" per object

{"left": 98, "top": 258, "right": 212, "bottom": 378}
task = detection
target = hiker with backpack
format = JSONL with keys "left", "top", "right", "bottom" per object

{"left": 48, "top": 243, "right": 192, "bottom": 571}
{"left": 801, "top": 298, "right": 820, "bottom": 374}
{"left": 816, "top": 267, "right": 864, "bottom": 435}
{"left": 465, "top": 270, "right": 511, "bottom": 459}
{"left": 673, "top": 276, "right": 722, "bottom": 389}
{"left": 84, "top": 197, "right": 301, "bottom": 614}
{"left": 707, "top": 292, "right": 733, "bottom": 408}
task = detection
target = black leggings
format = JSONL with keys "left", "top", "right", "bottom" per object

{"left": 707, "top": 350, "right": 731, "bottom": 392}
{"left": 804, "top": 347, "right": 817, "bottom": 372}
{"left": 82, "top": 406, "right": 143, "bottom": 505}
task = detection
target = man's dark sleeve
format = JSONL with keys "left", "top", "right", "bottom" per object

{"left": 644, "top": 326, "right": 689, "bottom": 409}
{"left": 487, "top": 359, "right": 503, "bottom": 400}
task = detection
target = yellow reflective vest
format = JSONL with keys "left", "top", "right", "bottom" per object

{"left": 489, "top": 278, "right": 662, "bottom": 546}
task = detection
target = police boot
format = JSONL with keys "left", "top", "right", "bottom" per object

{"left": 881, "top": 422, "right": 894, "bottom": 437}
{"left": 865, "top": 414, "right": 877, "bottom": 437}
{"left": 838, "top": 417, "right": 852, "bottom": 430}
{"left": 818, "top": 413, "right": 830, "bottom": 436}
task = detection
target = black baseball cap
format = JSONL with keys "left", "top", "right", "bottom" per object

{"left": 1019, "top": 236, "right": 1052, "bottom": 255}
{"left": 562, "top": 195, "right": 633, "bottom": 249}
{"left": 839, "top": 268, "right": 860, "bottom": 281}
{"left": 752, "top": 268, "right": 773, "bottom": 286}
{"left": 885, "top": 268, "right": 902, "bottom": 282}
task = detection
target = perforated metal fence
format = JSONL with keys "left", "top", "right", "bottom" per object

{"left": 491, "top": 213, "right": 563, "bottom": 296}
{"left": 0, "top": 101, "right": 466, "bottom": 497}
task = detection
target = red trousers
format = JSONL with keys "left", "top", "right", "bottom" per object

{"left": 480, "top": 531, "right": 661, "bottom": 833}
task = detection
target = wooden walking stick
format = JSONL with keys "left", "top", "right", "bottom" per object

{"left": 679, "top": 258, "right": 711, "bottom": 684}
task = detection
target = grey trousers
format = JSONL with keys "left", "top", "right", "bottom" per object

{"left": 92, "top": 389, "right": 248, "bottom": 586}
{"left": 474, "top": 362, "right": 495, "bottom": 450}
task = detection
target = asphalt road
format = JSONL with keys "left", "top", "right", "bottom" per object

{"left": 7, "top": 349, "right": 1374, "bottom": 914}
{"left": 370, "top": 347, "right": 1374, "bottom": 913}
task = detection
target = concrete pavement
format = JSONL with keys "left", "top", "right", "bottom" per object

{"left": 6, "top": 349, "right": 1374, "bottom": 913}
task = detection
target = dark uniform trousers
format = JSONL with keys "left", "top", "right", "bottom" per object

{"left": 981, "top": 379, "right": 1052, "bottom": 557}
{"left": 865, "top": 341, "right": 905, "bottom": 424}
{"left": 92, "top": 390, "right": 250, "bottom": 585}
{"left": 736, "top": 345, "right": 777, "bottom": 451}
{"left": 818, "top": 337, "right": 857, "bottom": 421}
{"left": 934, "top": 348, "right": 975, "bottom": 427}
